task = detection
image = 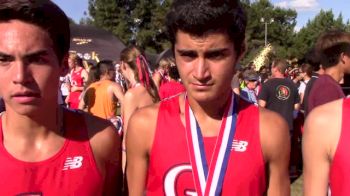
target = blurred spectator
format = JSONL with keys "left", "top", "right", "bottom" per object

{"left": 158, "top": 60, "right": 186, "bottom": 100}
{"left": 240, "top": 70, "right": 259, "bottom": 105}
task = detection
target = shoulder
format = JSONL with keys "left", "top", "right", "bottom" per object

{"left": 259, "top": 107, "right": 290, "bottom": 161}
{"left": 304, "top": 99, "right": 343, "bottom": 155}
{"left": 83, "top": 112, "right": 121, "bottom": 164}
{"left": 108, "top": 81, "right": 123, "bottom": 90}
{"left": 128, "top": 103, "right": 160, "bottom": 128}
{"left": 126, "top": 102, "right": 161, "bottom": 152}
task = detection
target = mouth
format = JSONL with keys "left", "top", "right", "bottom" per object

{"left": 190, "top": 82, "right": 213, "bottom": 90}
{"left": 11, "top": 91, "right": 41, "bottom": 104}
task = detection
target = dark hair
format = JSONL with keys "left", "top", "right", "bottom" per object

{"left": 304, "top": 47, "right": 321, "bottom": 71}
{"left": 166, "top": 0, "right": 247, "bottom": 56}
{"left": 120, "top": 46, "right": 160, "bottom": 102}
{"left": 0, "top": 0, "right": 70, "bottom": 62}
{"left": 85, "top": 66, "right": 100, "bottom": 89}
{"left": 168, "top": 66, "right": 181, "bottom": 80}
{"left": 97, "top": 60, "right": 115, "bottom": 76}
{"left": 300, "top": 63, "right": 313, "bottom": 77}
{"left": 315, "top": 30, "right": 350, "bottom": 69}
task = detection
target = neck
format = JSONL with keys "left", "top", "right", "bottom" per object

{"left": 73, "top": 66, "right": 81, "bottom": 72}
{"left": 325, "top": 65, "right": 344, "bottom": 82}
{"left": 100, "top": 75, "right": 111, "bottom": 81}
{"left": 273, "top": 72, "right": 285, "bottom": 78}
{"left": 2, "top": 105, "right": 63, "bottom": 140}
{"left": 188, "top": 91, "right": 232, "bottom": 120}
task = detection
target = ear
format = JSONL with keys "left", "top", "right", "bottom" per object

{"left": 339, "top": 52, "right": 350, "bottom": 64}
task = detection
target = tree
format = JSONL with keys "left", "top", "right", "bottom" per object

{"left": 88, "top": 0, "right": 133, "bottom": 45}
{"left": 88, "top": 0, "right": 172, "bottom": 54}
{"left": 242, "top": 0, "right": 297, "bottom": 65}
{"left": 292, "top": 10, "right": 348, "bottom": 59}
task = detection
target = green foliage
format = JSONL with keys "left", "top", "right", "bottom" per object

{"left": 292, "top": 10, "right": 348, "bottom": 59}
{"left": 241, "top": 0, "right": 297, "bottom": 65}
{"left": 86, "top": 0, "right": 349, "bottom": 60}
{"left": 88, "top": 0, "right": 172, "bottom": 53}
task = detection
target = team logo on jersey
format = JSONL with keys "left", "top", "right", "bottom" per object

{"left": 164, "top": 164, "right": 197, "bottom": 196}
{"left": 276, "top": 85, "right": 290, "bottom": 100}
{"left": 231, "top": 140, "right": 248, "bottom": 152}
{"left": 62, "top": 156, "right": 83, "bottom": 171}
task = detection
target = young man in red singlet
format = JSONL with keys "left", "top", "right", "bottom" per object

{"left": 0, "top": 1, "right": 122, "bottom": 195}
{"left": 303, "top": 32, "right": 350, "bottom": 196}
{"left": 126, "top": 0, "right": 290, "bottom": 195}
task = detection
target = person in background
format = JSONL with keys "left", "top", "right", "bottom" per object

{"left": 258, "top": 58, "right": 300, "bottom": 133}
{"left": 158, "top": 58, "right": 186, "bottom": 100}
{"left": 240, "top": 69, "right": 259, "bottom": 105}
{"left": 307, "top": 30, "right": 350, "bottom": 114}
{"left": 84, "top": 60, "right": 124, "bottom": 134}
{"left": 0, "top": 0, "right": 122, "bottom": 194}
{"left": 298, "top": 63, "right": 313, "bottom": 111}
{"left": 126, "top": 0, "right": 290, "bottom": 195}
{"left": 152, "top": 57, "right": 171, "bottom": 90}
{"left": 119, "top": 46, "right": 160, "bottom": 171}
{"left": 78, "top": 65, "right": 101, "bottom": 111}
{"left": 66, "top": 53, "right": 88, "bottom": 109}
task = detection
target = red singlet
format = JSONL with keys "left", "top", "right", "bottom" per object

{"left": 146, "top": 96, "right": 266, "bottom": 195}
{"left": 330, "top": 98, "right": 350, "bottom": 195}
{"left": 0, "top": 109, "right": 103, "bottom": 195}
{"left": 69, "top": 68, "right": 84, "bottom": 109}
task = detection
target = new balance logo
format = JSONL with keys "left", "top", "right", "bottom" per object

{"left": 62, "top": 156, "right": 83, "bottom": 170}
{"left": 231, "top": 140, "right": 248, "bottom": 152}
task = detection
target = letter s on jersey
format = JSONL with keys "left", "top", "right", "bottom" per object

{"left": 164, "top": 164, "right": 197, "bottom": 196}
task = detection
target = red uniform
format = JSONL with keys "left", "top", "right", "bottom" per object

{"left": 69, "top": 68, "right": 84, "bottom": 109}
{"left": 330, "top": 98, "right": 350, "bottom": 195}
{"left": 158, "top": 81, "right": 186, "bottom": 100}
{"left": 146, "top": 96, "right": 266, "bottom": 195}
{"left": 0, "top": 109, "right": 103, "bottom": 195}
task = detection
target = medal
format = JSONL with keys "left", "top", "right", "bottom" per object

{"left": 185, "top": 93, "right": 237, "bottom": 196}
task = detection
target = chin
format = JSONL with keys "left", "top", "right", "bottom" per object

{"left": 188, "top": 91, "right": 217, "bottom": 103}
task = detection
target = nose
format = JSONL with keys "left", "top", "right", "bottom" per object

{"left": 193, "top": 58, "right": 210, "bottom": 82}
{"left": 12, "top": 61, "right": 33, "bottom": 84}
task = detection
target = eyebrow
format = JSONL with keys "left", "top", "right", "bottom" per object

{"left": 0, "top": 50, "right": 49, "bottom": 59}
{"left": 23, "top": 50, "right": 49, "bottom": 59}
{"left": 0, "top": 52, "right": 14, "bottom": 59}
{"left": 176, "top": 48, "right": 230, "bottom": 55}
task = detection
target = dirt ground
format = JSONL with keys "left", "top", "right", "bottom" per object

{"left": 291, "top": 175, "right": 303, "bottom": 196}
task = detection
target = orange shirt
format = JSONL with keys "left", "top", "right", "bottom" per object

{"left": 86, "top": 80, "right": 118, "bottom": 119}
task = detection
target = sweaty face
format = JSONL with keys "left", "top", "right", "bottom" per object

{"left": 174, "top": 30, "right": 238, "bottom": 103}
{"left": 0, "top": 20, "right": 61, "bottom": 115}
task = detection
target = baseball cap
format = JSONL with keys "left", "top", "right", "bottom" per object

{"left": 243, "top": 70, "right": 259, "bottom": 81}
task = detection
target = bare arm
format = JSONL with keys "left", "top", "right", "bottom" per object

{"left": 109, "top": 82, "right": 125, "bottom": 106}
{"left": 232, "top": 87, "right": 240, "bottom": 95}
{"left": 122, "top": 91, "right": 138, "bottom": 136}
{"left": 85, "top": 114, "right": 123, "bottom": 195}
{"left": 260, "top": 108, "right": 290, "bottom": 196}
{"left": 81, "top": 68, "right": 89, "bottom": 83}
{"left": 258, "top": 99, "right": 267, "bottom": 108}
{"left": 126, "top": 105, "right": 158, "bottom": 196}
{"left": 303, "top": 100, "right": 342, "bottom": 195}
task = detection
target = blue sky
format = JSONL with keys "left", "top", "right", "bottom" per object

{"left": 53, "top": 0, "right": 350, "bottom": 31}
